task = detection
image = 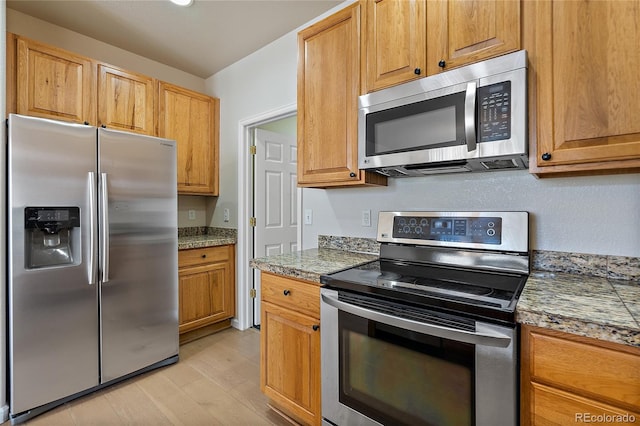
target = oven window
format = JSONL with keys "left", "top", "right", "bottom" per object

{"left": 366, "top": 91, "right": 466, "bottom": 156}
{"left": 339, "top": 310, "right": 475, "bottom": 426}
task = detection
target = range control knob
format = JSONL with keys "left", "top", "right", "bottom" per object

{"left": 487, "top": 229, "right": 496, "bottom": 236}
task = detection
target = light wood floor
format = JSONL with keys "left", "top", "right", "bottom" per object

{"left": 10, "top": 328, "right": 292, "bottom": 426}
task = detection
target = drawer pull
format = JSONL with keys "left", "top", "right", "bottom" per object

{"left": 283, "top": 289, "right": 291, "bottom": 296}
{"left": 312, "top": 324, "right": 320, "bottom": 331}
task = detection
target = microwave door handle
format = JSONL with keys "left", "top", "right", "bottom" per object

{"left": 321, "top": 293, "right": 511, "bottom": 348}
{"left": 464, "top": 81, "right": 477, "bottom": 152}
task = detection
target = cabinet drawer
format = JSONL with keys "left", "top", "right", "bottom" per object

{"left": 179, "top": 245, "right": 231, "bottom": 268}
{"left": 261, "top": 272, "right": 320, "bottom": 318}
{"left": 529, "top": 330, "right": 640, "bottom": 409}
{"left": 531, "top": 382, "right": 640, "bottom": 424}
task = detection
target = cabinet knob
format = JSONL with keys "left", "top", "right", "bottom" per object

{"left": 312, "top": 324, "right": 320, "bottom": 331}
{"left": 414, "top": 68, "right": 421, "bottom": 75}
{"left": 438, "top": 60, "right": 446, "bottom": 69}
{"left": 283, "top": 289, "right": 290, "bottom": 296}
{"left": 541, "top": 152, "right": 552, "bottom": 161}
{"left": 349, "top": 172, "right": 357, "bottom": 178}
{"left": 101, "top": 124, "right": 106, "bottom": 128}
{"left": 84, "top": 121, "right": 90, "bottom": 125}
{"left": 201, "top": 254, "right": 207, "bottom": 258}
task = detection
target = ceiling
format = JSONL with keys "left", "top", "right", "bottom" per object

{"left": 6, "top": 0, "right": 343, "bottom": 79}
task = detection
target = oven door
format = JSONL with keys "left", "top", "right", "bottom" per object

{"left": 320, "top": 288, "right": 517, "bottom": 426}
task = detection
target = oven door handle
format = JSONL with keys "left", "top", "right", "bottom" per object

{"left": 321, "top": 293, "right": 511, "bottom": 348}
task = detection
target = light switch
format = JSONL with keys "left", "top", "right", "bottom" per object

{"left": 304, "top": 209, "right": 313, "bottom": 225}
{"left": 188, "top": 210, "right": 196, "bottom": 220}
{"left": 223, "top": 208, "right": 230, "bottom": 222}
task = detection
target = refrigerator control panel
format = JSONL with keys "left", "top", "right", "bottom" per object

{"left": 25, "top": 207, "right": 80, "bottom": 231}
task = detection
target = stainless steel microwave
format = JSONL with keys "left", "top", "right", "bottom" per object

{"left": 358, "top": 50, "right": 527, "bottom": 177}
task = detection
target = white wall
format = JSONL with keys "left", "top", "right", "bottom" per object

{"left": 207, "top": 2, "right": 640, "bottom": 258}
{"left": 302, "top": 172, "right": 640, "bottom": 257}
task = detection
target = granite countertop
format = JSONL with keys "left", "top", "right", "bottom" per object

{"left": 516, "top": 272, "right": 640, "bottom": 348}
{"left": 250, "top": 248, "right": 378, "bottom": 284}
{"left": 250, "top": 237, "right": 640, "bottom": 349}
{"left": 178, "top": 227, "right": 237, "bottom": 250}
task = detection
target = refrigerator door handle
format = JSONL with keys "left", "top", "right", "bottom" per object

{"left": 100, "top": 172, "right": 110, "bottom": 283}
{"left": 88, "top": 172, "right": 98, "bottom": 285}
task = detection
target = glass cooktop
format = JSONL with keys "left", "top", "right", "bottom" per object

{"left": 320, "top": 259, "right": 528, "bottom": 324}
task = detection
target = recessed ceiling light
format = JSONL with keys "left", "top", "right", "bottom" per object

{"left": 170, "top": 0, "right": 193, "bottom": 6}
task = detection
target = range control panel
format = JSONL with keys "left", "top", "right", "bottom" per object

{"left": 391, "top": 215, "right": 502, "bottom": 245}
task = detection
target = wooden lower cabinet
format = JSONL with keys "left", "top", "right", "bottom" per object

{"left": 521, "top": 325, "right": 640, "bottom": 425}
{"left": 260, "top": 272, "right": 321, "bottom": 426}
{"left": 178, "top": 245, "right": 235, "bottom": 343}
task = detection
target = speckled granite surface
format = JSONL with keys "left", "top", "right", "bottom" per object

{"left": 516, "top": 272, "right": 640, "bottom": 347}
{"left": 318, "top": 235, "right": 381, "bottom": 254}
{"left": 178, "top": 227, "right": 237, "bottom": 250}
{"left": 250, "top": 248, "right": 378, "bottom": 284}
{"left": 532, "top": 250, "right": 640, "bottom": 282}
{"left": 251, "top": 235, "right": 640, "bottom": 347}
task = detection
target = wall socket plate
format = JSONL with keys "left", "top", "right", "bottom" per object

{"left": 223, "top": 208, "right": 230, "bottom": 222}
{"left": 188, "top": 210, "right": 196, "bottom": 220}
{"left": 361, "top": 209, "right": 371, "bottom": 227}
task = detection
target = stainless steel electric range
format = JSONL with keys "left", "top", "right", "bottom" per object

{"left": 320, "top": 211, "right": 529, "bottom": 426}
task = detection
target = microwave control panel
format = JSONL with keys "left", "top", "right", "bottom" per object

{"left": 392, "top": 215, "right": 502, "bottom": 245}
{"left": 478, "top": 81, "right": 511, "bottom": 143}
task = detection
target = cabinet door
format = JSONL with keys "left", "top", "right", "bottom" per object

{"left": 178, "top": 261, "right": 233, "bottom": 333}
{"left": 525, "top": 0, "right": 640, "bottom": 175}
{"left": 297, "top": 3, "right": 386, "bottom": 188}
{"left": 98, "top": 64, "right": 156, "bottom": 135}
{"left": 362, "top": 0, "right": 426, "bottom": 92}
{"left": 158, "top": 82, "right": 219, "bottom": 195}
{"left": 427, "top": 0, "right": 520, "bottom": 75}
{"left": 16, "top": 37, "right": 96, "bottom": 124}
{"left": 261, "top": 301, "right": 321, "bottom": 425}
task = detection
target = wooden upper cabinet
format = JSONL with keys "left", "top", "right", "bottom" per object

{"left": 16, "top": 36, "right": 96, "bottom": 125}
{"left": 525, "top": 0, "right": 640, "bottom": 176}
{"left": 426, "top": 0, "right": 521, "bottom": 75}
{"left": 362, "top": 0, "right": 426, "bottom": 93}
{"left": 297, "top": 3, "right": 386, "bottom": 188}
{"left": 98, "top": 64, "right": 156, "bottom": 135}
{"left": 158, "top": 82, "right": 220, "bottom": 195}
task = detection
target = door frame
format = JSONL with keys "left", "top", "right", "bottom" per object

{"left": 235, "top": 103, "right": 300, "bottom": 331}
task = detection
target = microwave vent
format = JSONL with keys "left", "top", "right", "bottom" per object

{"left": 480, "top": 159, "right": 520, "bottom": 170}
{"left": 376, "top": 168, "right": 408, "bottom": 177}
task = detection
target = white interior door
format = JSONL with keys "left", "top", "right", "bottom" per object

{"left": 253, "top": 128, "right": 299, "bottom": 326}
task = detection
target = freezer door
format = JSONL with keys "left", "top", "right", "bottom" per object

{"left": 7, "top": 115, "right": 100, "bottom": 414}
{"left": 98, "top": 128, "right": 178, "bottom": 383}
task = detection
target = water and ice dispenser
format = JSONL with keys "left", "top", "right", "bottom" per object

{"left": 25, "top": 207, "right": 81, "bottom": 269}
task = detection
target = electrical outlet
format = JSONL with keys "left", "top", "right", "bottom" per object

{"left": 223, "top": 208, "right": 230, "bottom": 222}
{"left": 304, "top": 209, "right": 313, "bottom": 225}
{"left": 188, "top": 210, "right": 196, "bottom": 220}
{"left": 362, "top": 209, "right": 371, "bottom": 227}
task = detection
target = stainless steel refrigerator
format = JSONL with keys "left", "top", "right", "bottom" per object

{"left": 7, "top": 114, "right": 179, "bottom": 423}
